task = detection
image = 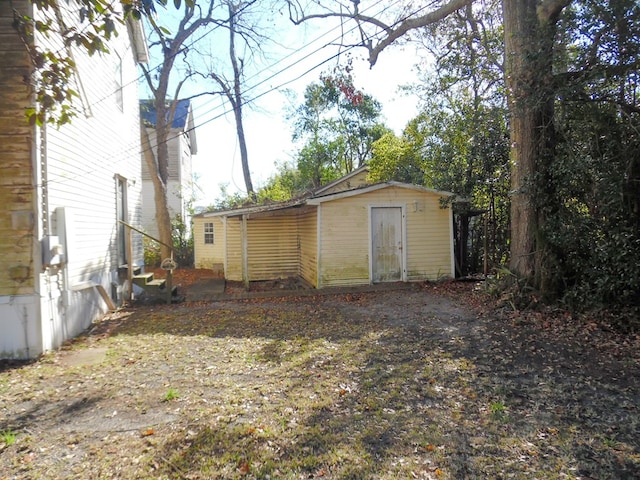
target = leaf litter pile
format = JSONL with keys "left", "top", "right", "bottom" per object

{"left": 1, "top": 279, "right": 639, "bottom": 479}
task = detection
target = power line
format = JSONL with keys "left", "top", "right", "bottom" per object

{"left": 44, "top": 0, "right": 422, "bottom": 190}
{"left": 138, "top": 0, "right": 410, "bottom": 158}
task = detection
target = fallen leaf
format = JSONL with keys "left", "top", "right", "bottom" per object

{"left": 238, "top": 461, "right": 250, "bottom": 475}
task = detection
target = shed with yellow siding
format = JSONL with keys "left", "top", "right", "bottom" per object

{"left": 193, "top": 179, "right": 454, "bottom": 288}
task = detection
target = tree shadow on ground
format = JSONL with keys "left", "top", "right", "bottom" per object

{"left": 146, "top": 292, "right": 640, "bottom": 479}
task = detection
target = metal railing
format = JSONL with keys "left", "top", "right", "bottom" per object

{"left": 119, "top": 220, "right": 175, "bottom": 304}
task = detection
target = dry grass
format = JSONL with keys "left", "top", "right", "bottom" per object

{"left": 1, "top": 284, "right": 639, "bottom": 479}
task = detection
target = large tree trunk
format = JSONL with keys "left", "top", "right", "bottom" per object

{"left": 229, "top": 2, "right": 254, "bottom": 199}
{"left": 141, "top": 123, "right": 173, "bottom": 260}
{"left": 234, "top": 101, "right": 254, "bottom": 199}
{"left": 503, "top": 0, "right": 562, "bottom": 293}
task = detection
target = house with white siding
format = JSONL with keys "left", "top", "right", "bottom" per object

{"left": 0, "top": 1, "right": 148, "bottom": 359}
{"left": 193, "top": 168, "right": 455, "bottom": 288}
{"left": 140, "top": 99, "right": 197, "bottom": 238}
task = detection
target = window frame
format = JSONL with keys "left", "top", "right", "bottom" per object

{"left": 204, "top": 222, "right": 214, "bottom": 244}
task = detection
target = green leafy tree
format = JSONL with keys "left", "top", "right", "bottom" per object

{"left": 211, "top": 183, "right": 250, "bottom": 210}
{"left": 257, "top": 161, "right": 310, "bottom": 202}
{"left": 12, "top": 0, "right": 172, "bottom": 126}
{"left": 539, "top": 1, "right": 640, "bottom": 310}
{"left": 368, "top": 128, "right": 425, "bottom": 185}
{"left": 289, "top": 0, "right": 639, "bottom": 305}
{"left": 291, "top": 67, "right": 390, "bottom": 188}
{"left": 369, "top": 3, "right": 510, "bottom": 275}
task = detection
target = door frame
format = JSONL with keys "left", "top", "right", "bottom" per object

{"left": 115, "top": 174, "right": 129, "bottom": 266}
{"left": 368, "top": 204, "right": 407, "bottom": 284}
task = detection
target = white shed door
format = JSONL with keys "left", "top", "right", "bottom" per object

{"left": 371, "top": 207, "right": 403, "bottom": 283}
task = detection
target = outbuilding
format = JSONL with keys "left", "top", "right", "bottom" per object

{"left": 194, "top": 172, "right": 455, "bottom": 288}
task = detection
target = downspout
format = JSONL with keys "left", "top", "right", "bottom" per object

{"left": 33, "top": 90, "right": 47, "bottom": 357}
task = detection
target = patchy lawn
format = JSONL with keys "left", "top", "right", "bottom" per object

{"left": 1, "top": 280, "right": 639, "bottom": 479}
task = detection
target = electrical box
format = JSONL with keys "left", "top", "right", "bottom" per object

{"left": 42, "top": 235, "right": 65, "bottom": 267}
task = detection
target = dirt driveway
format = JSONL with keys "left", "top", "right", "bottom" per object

{"left": 1, "top": 279, "right": 639, "bottom": 479}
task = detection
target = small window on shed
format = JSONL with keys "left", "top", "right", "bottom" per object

{"left": 204, "top": 222, "right": 214, "bottom": 244}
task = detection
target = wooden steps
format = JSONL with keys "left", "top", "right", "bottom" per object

{"left": 132, "top": 271, "right": 178, "bottom": 300}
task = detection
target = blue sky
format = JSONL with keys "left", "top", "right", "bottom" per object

{"left": 141, "top": 3, "right": 425, "bottom": 207}
{"left": 189, "top": 46, "right": 422, "bottom": 207}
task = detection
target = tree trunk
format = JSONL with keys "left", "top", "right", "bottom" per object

{"left": 141, "top": 123, "right": 173, "bottom": 260}
{"left": 234, "top": 101, "right": 254, "bottom": 199}
{"left": 503, "top": 0, "right": 559, "bottom": 293}
{"left": 228, "top": 2, "right": 254, "bottom": 200}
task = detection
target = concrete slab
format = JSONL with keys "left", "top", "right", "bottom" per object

{"left": 185, "top": 277, "right": 226, "bottom": 302}
{"left": 57, "top": 347, "right": 108, "bottom": 367}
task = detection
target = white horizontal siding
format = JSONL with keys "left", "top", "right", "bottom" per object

{"left": 40, "top": 7, "right": 144, "bottom": 353}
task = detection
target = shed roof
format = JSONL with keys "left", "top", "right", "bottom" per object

{"left": 307, "top": 181, "right": 455, "bottom": 205}
{"left": 196, "top": 182, "right": 455, "bottom": 219}
{"left": 196, "top": 198, "right": 308, "bottom": 219}
{"left": 313, "top": 165, "right": 369, "bottom": 195}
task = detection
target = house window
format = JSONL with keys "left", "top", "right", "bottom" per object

{"left": 204, "top": 222, "right": 214, "bottom": 244}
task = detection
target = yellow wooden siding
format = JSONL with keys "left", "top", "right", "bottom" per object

{"left": 247, "top": 215, "right": 299, "bottom": 280}
{"left": 319, "top": 186, "right": 453, "bottom": 287}
{"left": 0, "top": 1, "right": 36, "bottom": 295}
{"left": 225, "top": 218, "right": 243, "bottom": 281}
{"left": 319, "top": 200, "right": 371, "bottom": 287}
{"left": 297, "top": 209, "right": 318, "bottom": 287}
{"left": 405, "top": 195, "right": 453, "bottom": 280}
{"left": 193, "top": 217, "right": 225, "bottom": 270}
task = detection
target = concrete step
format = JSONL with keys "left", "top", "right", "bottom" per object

{"left": 119, "top": 264, "right": 142, "bottom": 275}
{"left": 141, "top": 279, "right": 178, "bottom": 298}
{"left": 132, "top": 273, "right": 154, "bottom": 287}
{"left": 146, "top": 279, "right": 166, "bottom": 288}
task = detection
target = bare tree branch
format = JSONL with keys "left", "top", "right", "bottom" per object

{"left": 287, "top": 0, "right": 474, "bottom": 66}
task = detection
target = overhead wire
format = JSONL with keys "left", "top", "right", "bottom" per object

{"left": 132, "top": 0, "right": 415, "bottom": 161}
{"left": 42, "top": 0, "right": 425, "bottom": 189}
{"left": 117, "top": 0, "right": 409, "bottom": 157}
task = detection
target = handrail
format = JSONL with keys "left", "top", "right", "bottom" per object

{"left": 119, "top": 220, "right": 175, "bottom": 305}
{"left": 118, "top": 220, "right": 173, "bottom": 257}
